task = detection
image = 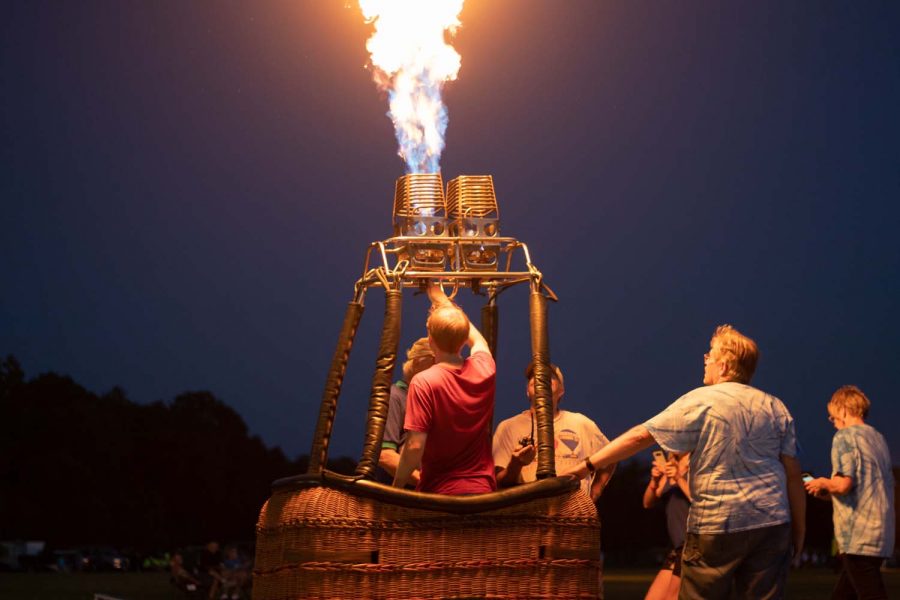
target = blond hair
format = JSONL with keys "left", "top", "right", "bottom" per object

{"left": 426, "top": 305, "right": 469, "bottom": 354}
{"left": 402, "top": 337, "right": 434, "bottom": 381}
{"left": 829, "top": 385, "right": 870, "bottom": 419}
{"left": 711, "top": 324, "right": 758, "bottom": 384}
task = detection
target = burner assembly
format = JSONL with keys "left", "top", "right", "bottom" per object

{"left": 369, "top": 173, "right": 546, "bottom": 290}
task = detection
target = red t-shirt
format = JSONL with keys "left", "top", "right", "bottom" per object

{"left": 404, "top": 351, "right": 497, "bottom": 495}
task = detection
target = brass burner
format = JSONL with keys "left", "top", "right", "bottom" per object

{"left": 392, "top": 173, "right": 448, "bottom": 270}
{"left": 447, "top": 175, "right": 499, "bottom": 271}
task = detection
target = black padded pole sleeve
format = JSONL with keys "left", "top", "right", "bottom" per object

{"left": 308, "top": 301, "right": 365, "bottom": 474}
{"left": 355, "top": 289, "right": 402, "bottom": 478}
{"left": 529, "top": 291, "right": 556, "bottom": 479}
{"left": 481, "top": 301, "right": 498, "bottom": 358}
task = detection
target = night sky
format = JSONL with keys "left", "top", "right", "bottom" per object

{"left": 3, "top": 1, "right": 899, "bottom": 476}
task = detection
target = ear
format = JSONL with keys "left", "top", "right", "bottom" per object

{"left": 716, "top": 359, "right": 728, "bottom": 381}
{"left": 554, "top": 379, "right": 565, "bottom": 402}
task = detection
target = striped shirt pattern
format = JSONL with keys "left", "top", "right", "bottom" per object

{"left": 644, "top": 382, "right": 798, "bottom": 535}
{"left": 831, "top": 424, "right": 895, "bottom": 557}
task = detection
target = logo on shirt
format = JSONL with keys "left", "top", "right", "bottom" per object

{"left": 558, "top": 429, "right": 580, "bottom": 456}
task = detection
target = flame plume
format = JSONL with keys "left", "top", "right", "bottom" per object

{"left": 359, "top": 0, "right": 464, "bottom": 174}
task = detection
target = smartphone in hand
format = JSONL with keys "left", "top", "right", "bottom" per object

{"left": 652, "top": 450, "right": 666, "bottom": 467}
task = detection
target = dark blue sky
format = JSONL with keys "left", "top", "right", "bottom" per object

{"left": 3, "top": 1, "right": 898, "bottom": 475}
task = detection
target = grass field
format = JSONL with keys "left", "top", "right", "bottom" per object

{"left": 2, "top": 569, "right": 900, "bottom": 599}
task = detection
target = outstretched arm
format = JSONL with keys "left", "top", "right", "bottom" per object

{"left": 563, "top": 425, "right": 656, "bottom": 480}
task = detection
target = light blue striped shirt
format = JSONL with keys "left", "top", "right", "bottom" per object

{"left": 644, "top": 382, "right": 798, "bottom": 534}
{"left": 831, "top": 424, "right": 895, "bottom": 557}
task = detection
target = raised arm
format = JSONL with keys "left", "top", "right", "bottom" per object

{"left": 426, "top": 282, "right": 490, "bottom": 356}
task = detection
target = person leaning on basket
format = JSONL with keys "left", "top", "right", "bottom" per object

{"left": 562, "top": 324, "right": 807, "bottom": 600}
{"left": 392, "top": 281, "right": 496, "bottom": 495}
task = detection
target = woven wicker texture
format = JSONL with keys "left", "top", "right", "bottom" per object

{"left": 253, "top": 485, "right": 600, "bottom": 599}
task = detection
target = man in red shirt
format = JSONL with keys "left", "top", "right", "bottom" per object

{"left": 392, "top": 282, "right": 496, "bottom": 495}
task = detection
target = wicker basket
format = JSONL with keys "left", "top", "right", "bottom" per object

{"left": 253, "top": 480, "right": 600, "bottom": 599}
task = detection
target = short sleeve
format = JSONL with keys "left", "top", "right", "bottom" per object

{"left": 831, "top": 429, "right": 858, "bottom": 479}
{"left": 643, "top": 390, "right": 709, "bottom": 454}
{"left": 382, "top": 384, "right": 406, "bottom": 448}
{"left": 779, "top": 409, "right": 798, "bottom": 457}
{"left": 584, "top": 419, "right": 610, "bottom": 456}
{"left": 404, "top": 377, "right": 433, "bottom": 433}
{"left": 469, "top": 351, "right": 496, "bottom": 377}
{"left": 492, "top": 419, "right": 516, "bottom": 467}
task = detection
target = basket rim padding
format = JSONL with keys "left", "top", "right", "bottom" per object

{"left": 271, "top": 471, "right": 581, "bottom": 514}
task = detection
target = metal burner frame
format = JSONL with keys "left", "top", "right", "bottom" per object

{"left": 357, "top": 234, "right": 556, "bottom": 297}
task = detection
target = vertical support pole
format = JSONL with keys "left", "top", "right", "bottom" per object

{"left": 529, "top": 290, "right": 556, "bottom": 479}
{"left": 308, "top": 301, "right": 365, "bottom": 474}
{"left": 355, "top": 288, "right": 403, "bottom": 478}
{"left": 481, "top": 293, "right": 499, "bottom": 359}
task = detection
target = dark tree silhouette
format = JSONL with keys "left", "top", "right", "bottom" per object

{"left": 0, "top": 355, "right": 336, "bottom": 551}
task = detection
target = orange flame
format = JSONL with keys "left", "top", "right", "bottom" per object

{"left": 359, "top": 0, "right": 465, "bottom": 174}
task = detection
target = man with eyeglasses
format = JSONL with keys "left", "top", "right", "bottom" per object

{"left": 563, "top": 324, "right": 806, "bottom": 600}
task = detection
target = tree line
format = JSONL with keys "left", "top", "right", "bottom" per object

{"left": 0, "top": 355, "right": 356, "bottom": 551}
{"left": 0, "top": 354, "right": 834, "bottom": 560}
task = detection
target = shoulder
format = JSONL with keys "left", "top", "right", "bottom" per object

{"left": 559, "top": 410, "right": 600, "bottom": 428}
{"left": 832, "top": 427, "right": 859, "bottom": 452}
{"left": 667, "top": 385, "right": 718, "bottom": 410}
{"left": 408, "top": 368, "right": 442, "bottom": 401}
{"left": 684, "top": 384, "right": 719, "bottom": 400}
{"left": 561, "top": 411, "right": 608, "bottom": 442}
{"left": 759, "top": 388, "right": 793, "bottom": 415}
{"left": 410, "top": 365, "right": 442, "bottom": 386}
{"left": 468, "top": 350, "right": 496, "bottom": 369}
{"left": 496, "top": 411, "right": 530, "bottom": 430}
